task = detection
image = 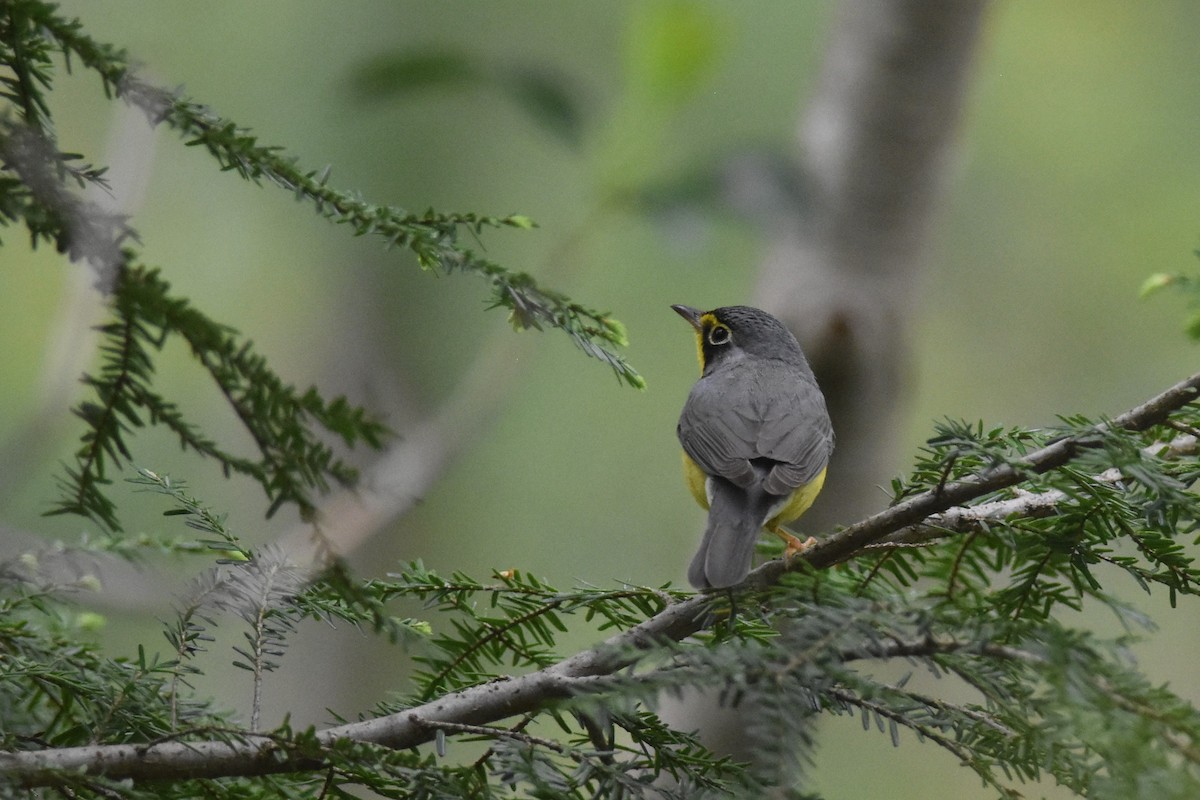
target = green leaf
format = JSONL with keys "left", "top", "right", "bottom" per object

{"left": 624, "top": 0, "right": 723, "bottom": 108}
{"left": 1138, "top": 271, "right": 1174, "bottom": 298}
{"left": 1139, "top": 269, "right": 1200, "bottom": 342}
{"left": 351, "top": 50, "right": 585, "bottom": 147}
{"left": 1186, "top": 310, "right": 1200, "bottom": 340}
{"left": 499, "top": 66, "right": 585, "bottom": 147}
{"left": 503, "top": 214, "right": 537, "bottom": 230}
{"left": 349, "top": 50, "right": 481, "bottom": 99}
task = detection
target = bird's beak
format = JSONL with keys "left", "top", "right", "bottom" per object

{"left": 671, "top": 304, "right": 703, "bottom": 331}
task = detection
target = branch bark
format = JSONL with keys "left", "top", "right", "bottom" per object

{"left": 3, "top": 369, "right": 1196, "bottom": 788}
{"left": 872, "top": 434, "right": 1195, "bottom": 549}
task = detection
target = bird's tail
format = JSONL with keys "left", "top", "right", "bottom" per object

{"left": 687, "top": 475, "right": 776, "bottom": 590}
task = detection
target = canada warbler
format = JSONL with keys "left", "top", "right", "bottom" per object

{"left": 672, "top": 304, "right": 834, "bottom": 590}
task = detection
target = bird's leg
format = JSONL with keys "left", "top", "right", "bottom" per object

{"left": 769, "top": 525, "right": 817, "bottom": 560}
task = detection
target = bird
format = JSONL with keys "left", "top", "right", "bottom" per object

{"left": 672, "top": 304, "right": 833, "bottom": 590}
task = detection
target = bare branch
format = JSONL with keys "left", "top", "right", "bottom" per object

{"left": 872, "top": 481, "right": 1111, "bottom": 549}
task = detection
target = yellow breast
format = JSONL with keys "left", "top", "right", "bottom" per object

{"left": 766, "top": 466, "right": 826, "bottom": 528}
{"left": 682, "top": 451, "right": 710, "bottom": 509}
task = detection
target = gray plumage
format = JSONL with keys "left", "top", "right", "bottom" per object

{"left": 677, "top": 306, "right": 833, "bottom": 590}
{"left": 685, "top": 467, "right": 781, "bottom": 590}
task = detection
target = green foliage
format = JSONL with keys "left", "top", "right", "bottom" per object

{"left": 46, "top": 262, "right": 388, "bottom": 531}
{"left": 3, "top": 3, "right": 1200, "bottom": 799}
{"left": 1142, "top": 270, "right": 1200, "bottom": 341}
{"left": 0, "top": 0, "right": 643, "bottom": 529}
{"left": 0, "top": 479, "right": 741, "bottom": 798}
{"left": 351, "top": 49, "right": 585, "bottom": 148}
{"left": 376, "top": 563, "right": 682, "bottom": 702}
{"left": 869, "top": 412, "right": 1200, "bottom": 621}
{"left": 2, "top": 381, "right": 1200, "bottom": 797}
{"left": 624, "top": 0, "right": 723, "bottom": 110}
{"left": 0, "top": 547, "right": 232, "bottom": 751}
{"left": 26, "top": 0, "right": 641, "bottom": 389}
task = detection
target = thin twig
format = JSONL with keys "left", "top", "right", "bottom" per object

{"left": 410, "top": 717, "right": 567, "bottom": 754}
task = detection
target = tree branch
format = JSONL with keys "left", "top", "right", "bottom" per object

{"left": 754, "top": 370, "right": 1200, "bottom": 579}
{"left": 836, "top": 634, "right": 1041, "bottom": 666}
{"left": 2, "top": 370, "right": 1196, "bottom": 787}
{"left": 868, "top": 435, "right": 1198, "bottom": 550}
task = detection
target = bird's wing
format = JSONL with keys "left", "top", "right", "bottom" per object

{"left": 754, "top": 375, "right": 833, "bottom": 495}
{"left": 678, "top": 363, "right": 832, "bottom": 494}
{"left": 677, "top": 368, "right": 760, "bottom": 489}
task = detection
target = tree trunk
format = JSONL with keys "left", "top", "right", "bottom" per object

{"left": 666, "top": 0, "right": 988, "bottom": 786}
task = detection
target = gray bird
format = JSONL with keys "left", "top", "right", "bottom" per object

{"left": 672, "top": 304, "right": 834, "bottom": 589}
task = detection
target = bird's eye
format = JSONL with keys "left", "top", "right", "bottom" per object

{"left": 707, "top": 325, "right": 731, "bottom": 346}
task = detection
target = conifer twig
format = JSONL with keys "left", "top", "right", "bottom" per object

{"left": 867, "top": 435, "right": 1197, "bottom": 550}
{"left": 2, "top": 370, "right": 1196, "bottom": 788}
{"left": 752, "top": 370, "right": 1200, "bottom": 580}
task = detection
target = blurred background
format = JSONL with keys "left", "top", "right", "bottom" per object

{"left": 3, "top": 1, "right": 1199, "bottom": 796}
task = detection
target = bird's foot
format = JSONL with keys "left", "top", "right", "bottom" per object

{"left": 772, "top": 528, "right": 817, "bottom": 560}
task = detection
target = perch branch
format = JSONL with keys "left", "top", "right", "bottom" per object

{"left": 2, "top": 370, "right": 1196, "bottom": 787}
